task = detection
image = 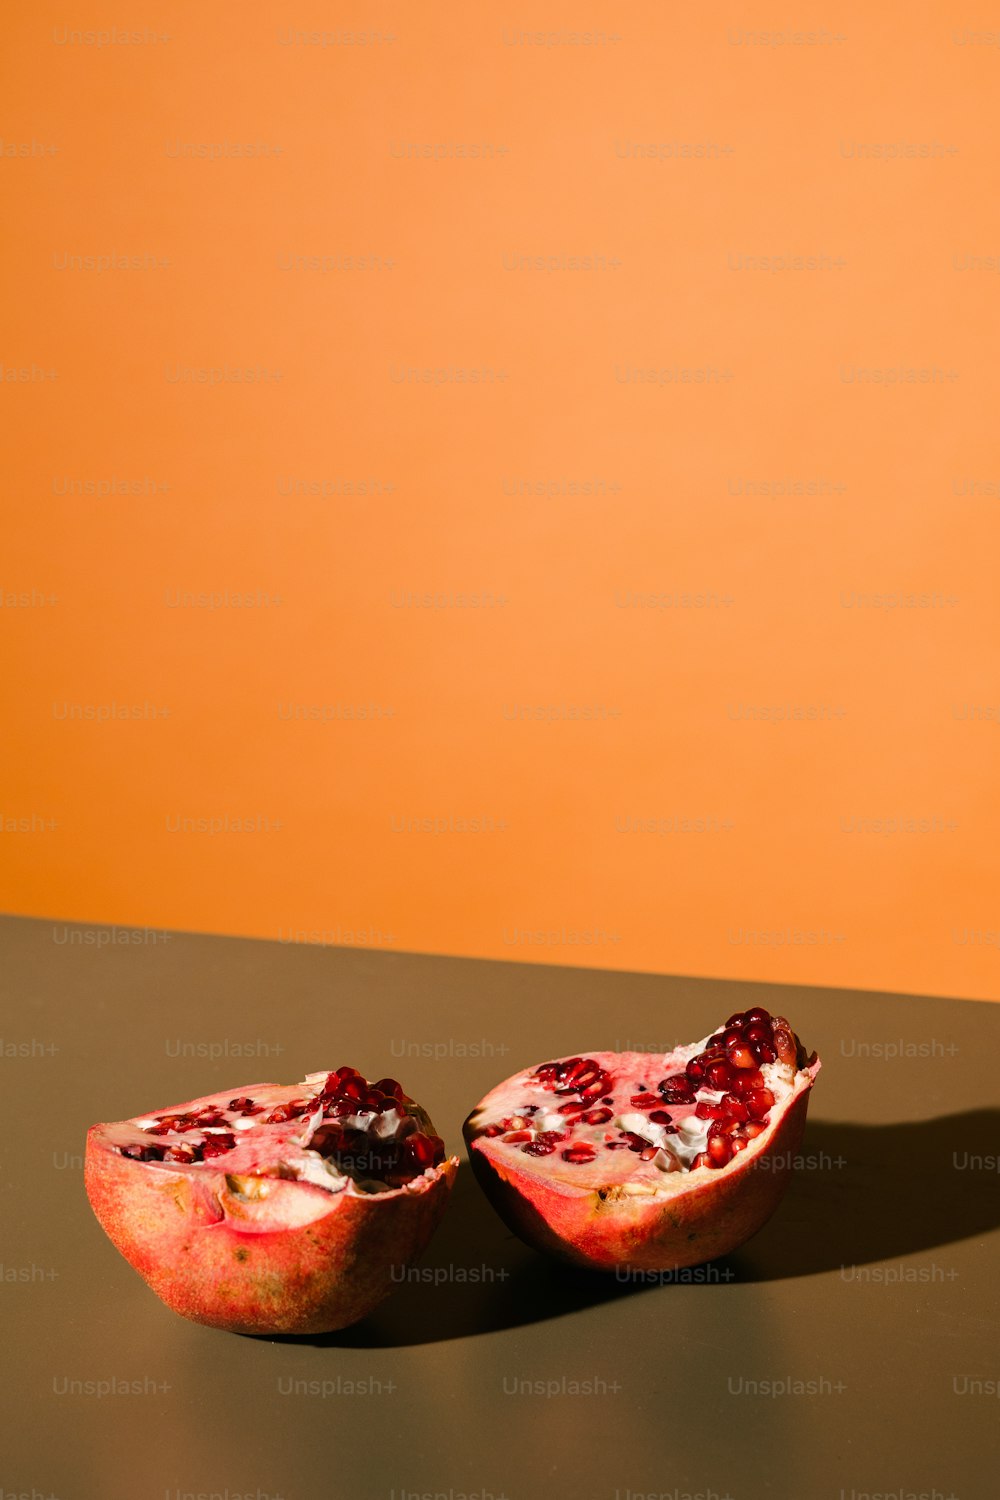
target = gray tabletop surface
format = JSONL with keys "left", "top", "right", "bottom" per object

{"left": 1, "top": 914, "right": 996, "bottom": 1500}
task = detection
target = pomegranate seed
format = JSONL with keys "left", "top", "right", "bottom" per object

{"left": 605, "top": 1141, "right": 631, "bottom": 1150}
{"left": 483, "top": 1124, "right": 504, "bottom": 1138}
{"left": 403, "top": 1133, "right": 442, "bottom": 1168}
{"left": 685, "top": 1058, "right": 706, "bottom": 1083}
{"left": 121, "top": 1142, "right": 165, "bottom": 1162}
{"left": 639, "top": 1146, "right": 658, "bottom": 1162}
{"left": 707, "top": 1060, "right": 734, "bottom": 1091}
{"left": 630, "top": 1092, "right": 660, "bottom": 1109}
{"left": 695, "top": 1101, "right": 727, "bottom": 1121}
{"left": 730, "top": 1138, "right": 748, "bottom": 1154}
{"left": 659, "top": 1081, "right": 695, "bottom": 1107}
{"left": 265, "top": 1100, "right": 310, "bottom": 1124}
{"left": 725, "top": 1011, "right": 746, "bottom": 1028}
{"left": 600, "top": 1095, "right": 614, "bottom": 1105}
{"left": 503, "top": 1131, "right": 531, "bottom": 1143}
{"left": 691, "top": 1151, "right": 709, "bottom": 1169}
{"left": 558, "top": 1101, "right": 586, "bottom": 1117}
{"left": 727, "top": 1042, "right": 757, "bottom": 1070}
{"left": 773, "top": 1027, "right": 797, "bottom": 1065}
{"left": 744, "top": 1120, "right": 767, "bottom": 1138}
{"left": 649, "top": 1109, "right": 673, "bottom": 1125}
{"left": 728, "top": 1068, "right": 765, "bottom": 1095}
{"left": 373, "top": 1077, "right": 404, "bottom": 1099}
{"left": 753, "top": 1040, "right": 777, "bottom": 1065}
{"left": 581, "top": 1106, "right": 613, "bottom": 1125}
{"left": 707, "top": 1134, "right": 732, "bottom": 1167}
{"left": 523, "top": 1140, "right": 557, "bottom": 1156}
{"left": 200, "top": 1133, "right": 236, "bottom": 1158}
{"left": 163, "top": 1143, "right": 198, "bottom": 1163}
{"left": 561, "top": 1144, "right": 596, "bottom": 1164}
{"left": 744, "top": 1022, "right": 770, "bottom": 1044}
{"left": 746, "top": 1088, "right": 775, "bottom": 1120}
{"left": 744, "top": 1007, "right": 771, "bottom": 1026}
{"left": 722, "top": 1094, "right": 750, "bottom": 1121}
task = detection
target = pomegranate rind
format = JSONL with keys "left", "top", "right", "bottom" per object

{"left": 85, "top": 1079, "right": 458, "bottom": 1334}
{"left": 464, "top": 1054, "right": 820, "bottom": 1272}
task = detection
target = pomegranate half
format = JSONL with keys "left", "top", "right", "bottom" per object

{"left": 463, "top": 1008, "right": 820, "bottom": 1271}
{"left": 86, "top": 1066, "right": 458, "bottom": 1334}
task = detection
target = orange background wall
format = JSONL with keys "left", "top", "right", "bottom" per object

{"left": 3, "top": 2, "right": 999, "bottom": 1001}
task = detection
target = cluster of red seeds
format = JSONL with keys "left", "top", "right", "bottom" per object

{"left": 116, "top": 1067, "right": 445, "bottom": 1182}
{"left": 484, "top": 1010, "right": 800, "bottom": 1172}
{"left": 651, "top": 1007, "right": 797, "bottom": 1170}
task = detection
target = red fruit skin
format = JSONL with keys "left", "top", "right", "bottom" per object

{"left": 464, "top": 1058, "right": 819, "bottom": 1272}
{"left": 85, "top": 1129, "right": 457, "bottom": 1336}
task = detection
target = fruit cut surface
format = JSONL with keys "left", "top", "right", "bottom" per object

{"left": 463, "top": 1011, "right": 820, "bottom": 1271}
{"left": 86, "top": 1068, "right": 457, "bottom": 1334}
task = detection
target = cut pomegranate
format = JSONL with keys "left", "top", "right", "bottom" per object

{"left": 463, "top": 1008, "right": 820, "bottom": 1272}
{"left": 86, "top": 1066, "right": 458, "bottom": 1335}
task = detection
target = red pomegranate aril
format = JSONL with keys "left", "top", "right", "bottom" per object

{"left": 265, "top": 1100, "right": 310, "bottom": 1124}
{"left": 685, "top": 1058, "right": 706, "bottom": 1083}
{"left": 744, "top": 1022, "right": 770, "bottom": 1044}
{"left": 707, "top": 1135, "right": 733, "bottom": 1168}
{"left": 723, "top": 1027, "right": 743, "bottom": 1048}
{"left": 706, "top": 1060, "right": 734, "bottom": 1091}
{"left": 746, "top": 1089, "right": 775, "bottom": 1121}
{"left": 200, "top": 1134, "right": 236, "bottom": 1159}
{"left": 725, "top": 1011, "right": 746, "bottom": 1028}
{"left": 722, "top": 1095, "right": 750, "bottom": 1121}
{"left": 744, "top": 1007, "right": 771, "bottom": 1026}
{"left": 558, "top": 1101, "right": 586, "bottom": 1117}
{"left": 695, "top": 1100, "right": 728, "bottom": 1121}
{"left": 605, "top": 1141, "right": 631, "bottom": 1150}
{"left": 730, "top": 1138, "right": 748, "bottom": 1154}
{"left": 773, "top": 1027, "right": 797, "bottom": 1065}
{"left": 122, "top": 1142, "right": 165, "bottom": 1162}
{"left": 163, "top": 1143, "right": 198, "bottom": 1163}
{"left": 372, "top": 1078, "right": 404, "bottom": 1099}
{"left": 403, "top": 1133, "right": 443, "bottom": 1169}
{"left": 744, "top": 1120, "right": 768, "bottom": 1139}
{"left": 649, "top": 1109, "right": 674, "bottom": 1126}
{"left": 754, "top": 1041, "right": 777, "bottom": 1065}
{"left": 659, "top": 1073, "right": 695, "bottom": 1099}
{"left": 523, "top": 1140, "right": 557, "bottom": 1156}
{"left": 640, "top": 1146, "right": 658, "bottom": 1162}
{"left": 727, "top": 1042, "right": 758, "bottom": 1070}
{"left": 729, "top": 1068, "right": 765, "bottom": 1096}
{"left": 581, "top": 1106, "right": 613, "bottom": 1125}
{"left": 561, "top": 1143, "right": 596, "bottom": 1164}
{"left": 691, "top": 1151, "right": 709, "bottom": 1170}
{"left": 503, "top": 1131, "right": 531, "bottom": 1143}
{"left": 630, "top": 1092, "right": 661, "bottom": 1109}
{"left": 580, "top": 1079, "right": 610, "bottom": 1099}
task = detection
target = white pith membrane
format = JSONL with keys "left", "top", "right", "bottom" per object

{"left": 469, "top": 1035, "right": 811, "bottom": 1195}
{"left": 97, "top": 1071, "right": 446, "bottom": 1197}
